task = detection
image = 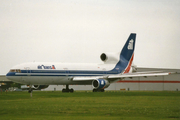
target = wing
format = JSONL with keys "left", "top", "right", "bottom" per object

{"left": 108, "top": 71, "right": 172, "bottom": 80}
{"left": 73, "top": 71, "right": 173, "bottom": 82}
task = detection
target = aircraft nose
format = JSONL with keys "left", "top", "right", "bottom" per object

{"left": 6, "top": 72, "right": 15, "bottom": 77}
{"left": 6, "top": 72, "right": 16, "bottom": 80}
{"left": 6, "top": 72, "right": 16, "bottom": 81}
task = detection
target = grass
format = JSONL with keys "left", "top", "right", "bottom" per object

{"left": 0, "top": 91, "right": 180, "bottom": 120}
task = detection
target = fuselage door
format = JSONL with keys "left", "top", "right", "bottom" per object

{"left": 66, "top": 70, "right": 69, "bottom": 76}
{"left": 25, "top": 67, "right": 31, "bottom": 73}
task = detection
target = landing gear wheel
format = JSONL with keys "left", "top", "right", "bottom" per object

{"left": 70, "top": 88, "right": 74, "bottom": 93}
{"left": 62, "top": 85, "right": 74, "bottom": 93}
{"left": 62, "top": 88, "right": 66, "bottom": 92}
{"left": 101, "top": 89, "right": 105, "bottom": 92}
{"left": 28, "top": 90, "right": 32, "bottom": 93}
{"left": 93, "top": 89, "right": 105, "bottom": 92}
{"left": 93, "top": 89, "right": 97, "bottom": 92}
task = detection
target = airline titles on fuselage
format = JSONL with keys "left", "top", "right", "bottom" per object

{"left": 37, "top": 65, "right": 56, "bottom": 69}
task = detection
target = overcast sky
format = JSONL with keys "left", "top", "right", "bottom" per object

{"left": 0, "top": 0, "right": 180, "bottom": 74}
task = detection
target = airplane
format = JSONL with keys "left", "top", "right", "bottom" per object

{"left": 5, "top": 33, "right": 172, "bottom": 93}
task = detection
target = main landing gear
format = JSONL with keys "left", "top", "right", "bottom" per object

{"left": 62, "top": 85, "right": 74, "bottom": 93}
{"left": 93, "top": 89, "right": 105, "bottom": 92}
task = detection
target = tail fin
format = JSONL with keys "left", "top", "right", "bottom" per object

{"left": 120, "top": 33, "right": 136, "bottom": 61}
{"left": 112, "top": 33, "right": 136, "bottom": 73}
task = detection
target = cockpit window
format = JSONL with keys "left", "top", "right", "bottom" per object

{"left": 9, "top": 69, "right": 21, "bottom": 73}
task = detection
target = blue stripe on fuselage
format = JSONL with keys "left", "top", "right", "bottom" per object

{"left": 6, "top": 68, "right": 120, "bottom": 77}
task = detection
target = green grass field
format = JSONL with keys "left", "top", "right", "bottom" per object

{"left": 0, "top": 91, "right": 180, "bottom": 120}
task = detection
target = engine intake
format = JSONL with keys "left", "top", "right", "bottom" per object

{"left": 33, "top": 85, "right": 49, "bottom": 90}
{"left": 92, "top": 79, "right": 110, "bottom": 90}
{"left": 100, "top": 52, "right": 119, "bottom": 63}
{"left": 100, "top": 53, "right": 107, "bottom": 61}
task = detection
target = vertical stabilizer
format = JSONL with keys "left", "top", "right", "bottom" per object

{"left": 112, "top": 33, "right": 136, "bottom": 73}
{"left": 120, "top": 33, "right": 136, "bottom": 61}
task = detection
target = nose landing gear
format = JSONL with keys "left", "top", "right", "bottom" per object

{"left": 28, "top": 85, "right": 33, "bottom": 97}
{"left": 28, "top": 85, "right": 33, "bottom": 93}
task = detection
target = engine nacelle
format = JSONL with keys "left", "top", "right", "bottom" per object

{"left": 100, "top": 52, "right": 119, "bottom": 64}
{"left": 92, "top": 79, "right": 110, "bottom": 90}
{"left": 33, "top": 85, "right": 49, "bottom": 90}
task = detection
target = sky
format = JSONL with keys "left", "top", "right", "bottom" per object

{"left": 0, "top": 0, "right": 180, "bottom": 74}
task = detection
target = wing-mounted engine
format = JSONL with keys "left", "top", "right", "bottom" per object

{"left": 92, "top": 79, "right": 110, "bottom": 91}
{"left": 100, "top": 52, "right": 119, "bottom": 64}
{"left": 33, "top": 85, "right": 49, "bottom": 90}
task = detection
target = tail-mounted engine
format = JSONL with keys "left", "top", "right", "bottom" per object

{"left": 92, "top": 79, "right": 110, "bottom": 90}
{"left": 100, "top": 53, "right": 119, "bottom": 64}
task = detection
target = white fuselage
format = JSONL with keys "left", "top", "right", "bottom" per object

{"left": 6, "top": 62, "right": 120, "bottom": 85}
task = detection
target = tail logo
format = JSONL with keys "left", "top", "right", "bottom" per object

{"left": 127, "top": 39, "right": 134, "bottom": 50}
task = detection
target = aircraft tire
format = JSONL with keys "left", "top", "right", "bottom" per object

{"left": 62, "top": 88, "right": 74, "bottom": 93}
{"left": 93, "top": 89, "right": 97, "bottom": 92}
{"left": 62, "top": 88, "right": 67, "bottom": 93}
{"left": 70, "top": 89, "right": 74, "bottom": 93}
{"left": 28, "top": 89, "right": 32, "bottom": 93}
{"left": 101, "top": 89, "right": 105, "bottom": 92}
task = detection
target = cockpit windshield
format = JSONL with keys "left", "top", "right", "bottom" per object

{"left": 9, "top": 69, "right": 21, "bottom": 73}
